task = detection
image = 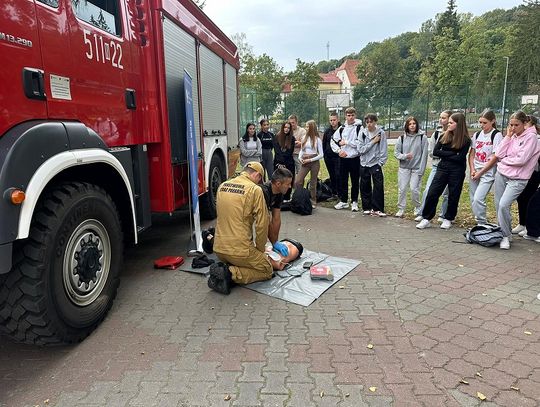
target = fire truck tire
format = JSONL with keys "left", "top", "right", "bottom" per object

{"left": 0, "top": 182, "right": 122, "bottom": 345}
{"left": 200, "top": 155, "right": 225, "bottom": 220}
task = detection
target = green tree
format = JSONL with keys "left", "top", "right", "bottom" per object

{"left": 508, "top": 1, "right": 540, "bottom": 83}
{"left": 435, "top": 0, "right": 460, "bottom": 39}
{"left": 230, "top": 32, "right": 254, "bottom": 74}
{"left": 284, "top": 60, "right": 320, "bottom": 123}
{"left": 240, "top": 54, "right": 284, "bottom": 118}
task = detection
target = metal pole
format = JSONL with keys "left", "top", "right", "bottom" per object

{"left": 501, "top": 56, "right": 509, "bottom": 128}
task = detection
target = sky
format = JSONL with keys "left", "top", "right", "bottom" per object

{"left": 203, "top": 0, "right": 523, "bottom": 72}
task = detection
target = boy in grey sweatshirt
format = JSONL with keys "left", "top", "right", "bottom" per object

{"left": 357, "top": 114, "right": 388, "bottom": 216}
{"left": 394, "top": 117, "right": 429, "bottom": 217}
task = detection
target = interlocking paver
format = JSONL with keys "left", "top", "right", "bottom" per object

{"left": 1, "top": 208, "right": 540, "bottom": 406}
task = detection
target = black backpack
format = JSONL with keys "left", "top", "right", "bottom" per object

{"left": 306, "top": 178, "right": 333, "bottom": 202}
{"left": 290, "top": 187, "right": 312, "bottom": 215}
{"left": 464, "top": 223, "right": 504, "bottom": 247}
{"left": 473, "top": 129, "right": 500, "bottom": 144}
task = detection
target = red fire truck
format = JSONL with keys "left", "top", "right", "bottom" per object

{"left": 0, "top": 0, "right": 240, "bottom": 344}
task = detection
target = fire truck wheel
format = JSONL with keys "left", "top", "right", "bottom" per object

{"left": 200, "top": 155, "right": 225, "bottom": 220}
{"left": 0, "top": 182, "right": 122, "bottom": 345}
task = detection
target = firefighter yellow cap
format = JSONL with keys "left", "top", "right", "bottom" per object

{"left": 244, "top": 161, "right": 264, "bottom": 178}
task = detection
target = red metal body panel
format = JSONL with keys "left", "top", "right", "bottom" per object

{"left": 0, "top": 0, "right": 239, "bottom": 214}
{"left": 0, "top": 0, "right": 47, "bottom": 136}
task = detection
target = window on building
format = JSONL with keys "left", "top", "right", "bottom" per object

{"left": 71, "top": 0, "right": 121, "bottom": 36}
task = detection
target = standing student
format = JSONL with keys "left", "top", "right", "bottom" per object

{"left": 417, "top": 112, "right": 471, "bottom": 230}
{"left": 331, "top": 107, "right": 363, "bottom": 212}
{"left": 323, "top": 112, "right": 341, "bottom": 197}
{"left": 394, "top": 116, "right": 428, "bottom": 218}
{"left": 494, "top": 111, "right": 540, "bottom": 249}
{"left": 468, "top": 110, "right": 503, "bottom": 225}
{"left": 415, "top": 110, "right": 451, "bottom": 222}
{"left": 289, "top": 115, "right": 306, "bottom": 175}
{"left": 512, "top": 115, "right": 540, "bottom": 236}
{"left": 358, "top": 113, "right": 388, "bottom": 217}
{"left": 257, "top": 119, "right": 275, "bottom": 180}
{"left": 273, "top": 121, "right": 296, "bottom": 201}
{"left": 295, "top": 120, "right": 324, "bottom": 208}
{"left": 239, "top": 123, "right": 262, "bottom": 167}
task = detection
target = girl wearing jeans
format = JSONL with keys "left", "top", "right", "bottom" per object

{"left": 468, "top": 109, "right": 503, "bottom": 225}
{"left": 295, "top": 120, "right": 323, "bottom": 208}
{"left": 494, "top": 111, "right": 540, "bottom": 249}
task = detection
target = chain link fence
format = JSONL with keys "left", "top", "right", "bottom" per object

{"left": 239, "top": 82, "right": 539, "bottom": 139}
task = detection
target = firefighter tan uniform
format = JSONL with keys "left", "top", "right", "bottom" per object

{"left": 213, "top": 163, "right": 272, "bottom": 284}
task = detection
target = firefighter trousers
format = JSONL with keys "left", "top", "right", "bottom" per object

{"left": 215, "top": 246, "right": 273, "bottom": 285}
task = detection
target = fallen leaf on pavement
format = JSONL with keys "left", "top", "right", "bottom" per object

{"left": 460, "top": 379, "right": 469, "bottom": 385}
{"left": 367, "top": 344, "right": 374, "bottom": 349}
{"left": 477, "top": 392, "right": 486, "bottom": 401}
{"left": 320, "top": 391, "right": 324, "bottom": 397}
{"left": 345, "top": 393, "right": 350, "bottom": 397}
{"left": 476, "top": 372, "right": 483, "bottom": 377}
{"left": 369, "top": 387, "right": 377, "bottom": 392}
{"left": 224, "top": 394, "right": 231, "bottom": 401}
{"left": 510, "top": 386, "right": 520, "bottom": 391}
{"left": 459, "top": 264, "right": 464, "bottom": 267}
{"left": 524, "top": 331, "right": 532, "bottom": 335}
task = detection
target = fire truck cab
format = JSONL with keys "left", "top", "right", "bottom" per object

{"left": 0, "top": 0, "right": 240, "bottom": 344}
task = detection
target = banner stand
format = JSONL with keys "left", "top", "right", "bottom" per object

{"left": 184, "top": 70, "right": 203, "bottom": 256}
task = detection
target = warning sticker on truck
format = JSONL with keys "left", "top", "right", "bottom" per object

{"left": 50, "top": 74, "right": 72, "bottom": 100}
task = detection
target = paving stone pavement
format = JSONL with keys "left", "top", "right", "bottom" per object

{"left": 1, "top": 207, "right": 539, "bottom": 407}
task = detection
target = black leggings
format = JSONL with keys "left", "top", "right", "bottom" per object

{"left": 421, "top": 166, "right": 465, "bottom": 221}
{"left": 525, "top": 188, "right": 540, "bottom": 237}
{"left": 517, "top": 170, "right": 540, "bottom": 225}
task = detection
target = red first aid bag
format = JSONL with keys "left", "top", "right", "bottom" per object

{"left": 309, "top": 265, "right": 333, "bottom": 281}
{"left": 153, "top": 256, "right": 184, "bottom": 270}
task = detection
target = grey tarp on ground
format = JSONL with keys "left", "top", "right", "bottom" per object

{"left": 179, "top": 253, "right": 218, "bottom": 274}
{"left": 245, "top": 250, "right": 360, "bottom": 307}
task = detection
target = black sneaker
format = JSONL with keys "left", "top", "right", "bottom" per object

{"left": 207, "top": 262, "right": 233, "bottom": 295}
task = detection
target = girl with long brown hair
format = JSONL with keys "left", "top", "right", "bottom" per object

{"left": 417, "top": 112, "right": 471, "bottom": 230}
{"left": 272, "top": 121, "right": 296, "bottom": 200}
{"left": 295, "top": 120, "right": 323, "bottom": 208}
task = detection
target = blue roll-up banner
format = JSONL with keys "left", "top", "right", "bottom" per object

{"left": 184, "top": 70, "right": 203, "bottom": 253}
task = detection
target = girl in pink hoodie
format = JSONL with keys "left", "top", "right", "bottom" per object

{"left": 494, "top": 111, "right": 540, "bottom": 249}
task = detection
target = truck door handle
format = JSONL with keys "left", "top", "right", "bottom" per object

{"left": 125, "top": 88, "right": 136, "bottom": 109}
{"left": 22, "top": 68, "right": 46, "bottom": 100}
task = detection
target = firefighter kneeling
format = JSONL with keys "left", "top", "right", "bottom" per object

{"left": 208, "top": 162, "right": 300, "bottom": 294}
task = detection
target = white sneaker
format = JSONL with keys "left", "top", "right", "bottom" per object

{"left": 373, "top": 211, "right": 387, "bottom": 217}
{"left": 512, "top": 224, "right": 526, "bottom": 234}
{"left": 500, "top": 237, "right": 510, "bottom": 249}
{"left": 437, "top": 217, "right": 444, "bottom": 223}
{"left": 395, "top": 209, "right": 404, "bottom": 217}
{"left": 414, "top": 215, "right": 423, "bottom": 222}
{"left": 363, "top": 210, "right": 371, "bottom": 215}
{"left": 440, "top": 219, "right": 452, "bottom": 229}
{"left": 334, "top": 201, "right": 349, "bottom": 210}
{"left": 518, "top": 228, "right": 528, "bottom": 237}
{"left": 351, "top": 202, "right": 359, "bottom": 212}
{"left": 416, "top": 219, "right": 431, "bottom": 229}
{"left": 523, "top": 234, "right": 540, "bottom": 242}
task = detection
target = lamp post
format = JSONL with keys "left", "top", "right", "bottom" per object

{"left": 501, "top": 56, "right": 509, "bottom": 128}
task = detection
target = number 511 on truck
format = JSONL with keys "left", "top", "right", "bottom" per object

{"left": 0, "top": 0, "right": 240, "bottom": 345}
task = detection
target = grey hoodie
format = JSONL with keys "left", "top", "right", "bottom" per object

{"left": 394, "top": 132, "right": 429, "bottom": 174}
{"left": 331, "top": 119, "right": 363, "bottom": 158}
{"left": 357, "top": 125, "right": 388, "bottom": 167}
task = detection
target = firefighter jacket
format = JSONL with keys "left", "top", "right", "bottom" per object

{"left": 213, "top": 172, "right": 269, "bottom": 256}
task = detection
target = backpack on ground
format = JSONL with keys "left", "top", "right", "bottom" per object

{"left": 464, "top": 223, "right": 504, "bottom": 247}
{"left": 306, "top": 178, "right": 333, "bottom": 202}
{"left": 290, "top": 187, "right": 312, "bottom": 215}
